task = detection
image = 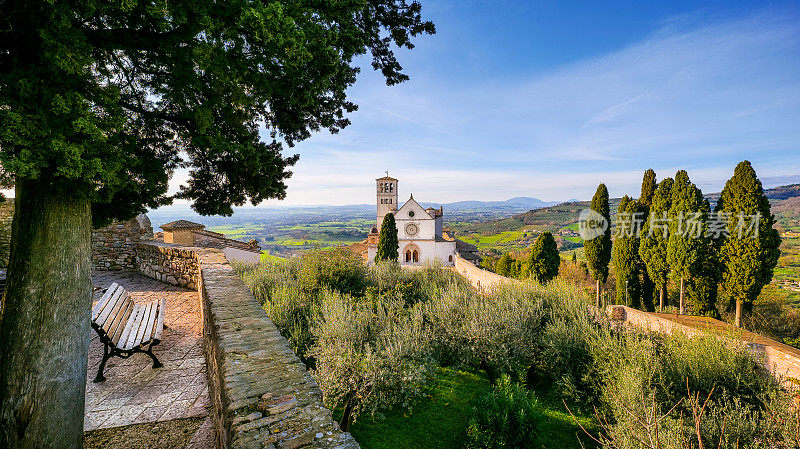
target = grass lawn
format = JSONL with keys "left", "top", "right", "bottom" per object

{"left": 348, "top": 367, "right": 597, "bottom": 449}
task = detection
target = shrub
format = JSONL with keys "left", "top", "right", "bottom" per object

{"left": 465, "top": 375, "right": 543, "bottom": 449}
{"left": 311, "top": 291, "right": 434, "bottom": 431}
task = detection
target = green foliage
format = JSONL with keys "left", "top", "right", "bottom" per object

{"left": 465, "top": 375, "right": 543, "bottom": 449}
{"left": 612, "top": 196, "right": 641, "bottom": 308}
{"left": 376, "top": 213, "right": 399, "bottom": 263}
{"left": 527, "top": 231, "right": 560, "bottom": 283}
{"left": 0, "top": 1, "right": 435, "bottom": 222}
{"left": 667, "top": 171, "right": 709, "bottom": 297}
{"left": 640, "top": 177, "right": 673, "bottom": 304}
{"left": 585, "top": 183, "right": 612, "bottom": 284}
{"left": 639, "top": 168, "right": 657, "bottom": 209}
{"left": 597, "top": 331, "right": 785, "bottom": 449}
{"left": 717, "top": 161, "right": 782, "bottom": 312}
{"left": 494, "top": 253, "right": 515, "bottom": 277}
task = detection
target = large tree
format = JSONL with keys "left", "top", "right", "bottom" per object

{"left": 527, "top": 231, "right": 560, "bottom": 283}
{"left": 637, "top": 169, "right": 657, "bottom": 311}
{"left": 0, "top": 2, "right": 434, "bottom": 446}
{"left": 716, "top": 161, "right": 781, "bottom": 327}
{"left": 584, "top": 183, "right": 612, "bottom": 308}
{"left": 667, "top": 170, "right": 708, "bottom": 315}
{"left": 375, "top": 213, "right": 399, "bottom": 263}
{"left": 612, "top": 196, "right": 641, "bottom": 308}
{"left": 639, "top": 177, "right": 673, "bottom": 311}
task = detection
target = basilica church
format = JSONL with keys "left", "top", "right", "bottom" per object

{"left": 359, "top": 175, "right": 479, "bottom": 267}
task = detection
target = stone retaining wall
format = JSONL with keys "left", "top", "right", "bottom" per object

{"left": 453, "top": 253, "right": 517, "bottom": 291}
{"left": 136, "top": 240, "right": 358, "bottom": 448}
{"left": 135, "top": 241, "right": 199, "bottom": 290}
{"left": 609, "top": 305, "right": 800, "bottom": 385}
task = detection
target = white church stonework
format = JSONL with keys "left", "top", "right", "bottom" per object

{"left": 366, "top": 176, "right": 458, "bottom": 267}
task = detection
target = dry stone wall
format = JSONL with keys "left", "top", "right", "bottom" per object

{"left": 0, "top": 198, "right": 13, "bottom": 268}
{"left": 92, "top": 214, "right": 153, "bottom": 270}
{"left": 136, "top": 241, "right": 199, "bottom": 290}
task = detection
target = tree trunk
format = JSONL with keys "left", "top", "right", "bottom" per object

{"left": 339, "top": 398, "right": 356, "bottom": 433}
{"left": 659, "top": 287, "right": 665, "bottom": 312}
{"left": 0, "top": 179, "right": 92, "bottom": 448}
{"left": 596, "top": 279, "right": 601, "bottom": 309}
{"left": 679, "top": 276, "right": 685, "bottom": 315}
{"left": 735, "top": 298, "right": 743, "bottom": 328}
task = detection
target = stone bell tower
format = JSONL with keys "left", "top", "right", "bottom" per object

{"left": 376, "top": 174, "right": 398, "bottom": 231}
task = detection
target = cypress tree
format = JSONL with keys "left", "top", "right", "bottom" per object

{"left": 571, "top": 252, "right": 577, "bottom": 264}
{"left": 528, "top": 231, "right": 560, "bottom": 283}
{"left": 667, "top": 171, "right": 708, "bottom": 314}
{"left": 375, "top": 213, "right": 399, "bottom": 263}
{"left": 716, "top": 161, "right": 781, "bottom": 327}
{"left": 612, "top": 196, "right": 641, "bottom": 307}
{"left": 638, "top": 169, "right": 657, "bottom": 311}
{"left": 584, "top": 183, "right": 612, "bottom": 307}
{"left": 640, "top": 178, "right": 674, "bottom": 311}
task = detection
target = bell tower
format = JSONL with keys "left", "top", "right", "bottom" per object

{"left": 376, "top": 174, "right": 398, "bottom": 230}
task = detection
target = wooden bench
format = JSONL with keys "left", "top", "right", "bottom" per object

{"left": 91, "top": 282, "right": 166, "bottom": 382}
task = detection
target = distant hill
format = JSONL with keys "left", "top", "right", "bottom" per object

{"left": 425, "top": 197, "right": 560, "bottom": 214}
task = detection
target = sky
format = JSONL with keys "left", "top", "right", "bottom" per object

{"left": 6, "top": 0, "right": 799, "bottom": 207}
{"left": 252, "top": 0, "right": 800, "bottom": 206}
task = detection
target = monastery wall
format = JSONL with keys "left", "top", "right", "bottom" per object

{"left": 453, "top": 253, "right": 517, "bottom": 291}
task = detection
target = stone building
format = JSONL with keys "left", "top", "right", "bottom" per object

{"left": 158, "top": 220, "right": 262, "bottom": 263}
{"left": 366, "top": 175, "right": 459, "bottom": 266}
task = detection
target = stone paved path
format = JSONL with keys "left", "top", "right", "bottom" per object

{"left": 85, "top": 271, "right": 211, "bottom": 439}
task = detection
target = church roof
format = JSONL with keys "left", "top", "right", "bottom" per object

{"left": 376, "top": 176, "right": 398, "bottom": 181}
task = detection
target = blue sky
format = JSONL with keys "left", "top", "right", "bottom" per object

{"left": 246, "top": 0, "right": 800, "bottom": 206}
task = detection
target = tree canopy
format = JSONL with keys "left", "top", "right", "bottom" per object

{"left": 612, "top": 196, "right": 641, "bottom": 307}
{"left": 0, "top": 0, "right": 436, "bottom": 223}
{"left": 716, "top": 161, "right": 781, "bottom": 324}
{"left": 639, "top": 177, "right": 673, "bottom": 309}
{"left": 584, "top": 183, "right": 612, "bottom": 284}
{"left": 527, "top": 231, "right": 560, "bottom": 283}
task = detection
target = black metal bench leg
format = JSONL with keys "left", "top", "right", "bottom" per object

{"left": 94, "top": 343, "right": 112, "bottom": 383}
{"left": 144, "top": 344, "right": 163, "bottom": 369}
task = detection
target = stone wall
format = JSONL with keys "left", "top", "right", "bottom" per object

{"left": 92, "top": 214, "right": 153, "bottom": 270}
{"left": 453, "top": 253, "right": 517, "bottom": 291}
{"left": 197, "top": 249, "right": 358, "bottom": 449}
{"left": 135, "top": 241, "right": 199, "bottom": 290}
{"left": 608, "top": 305, "right": 800, "bottom": 386}
{"left": 0, "top": 198, "right": 13, "bottom": 268}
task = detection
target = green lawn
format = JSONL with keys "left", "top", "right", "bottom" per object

{"left": 348, "top": 367, "right": 597, "bottom": 449}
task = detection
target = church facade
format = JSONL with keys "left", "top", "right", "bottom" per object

{"left": 366, "top": 176, "right": 458, "bottom": 267}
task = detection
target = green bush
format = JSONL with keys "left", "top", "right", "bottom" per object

{"left": 465, "top": 375, "right": 543, "bottom": 449}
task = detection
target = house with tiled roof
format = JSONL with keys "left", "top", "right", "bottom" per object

{"left": 159, "top": 220, "right": 261, "bottom": 263}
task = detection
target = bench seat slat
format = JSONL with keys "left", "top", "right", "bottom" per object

{"left": 101, "top": 293, "right": 129, "bottom": 336}
{"left": 110, "top": 300, "right": 135, "bottom": 346}
{"left": 91, "top": 282, "right": 119, "bottom": 318}
{"left": 118, "top": 303, "right": 142, "bottom": 351}
{"left": 133, "top": 302, "right": 155, "bottom": 348}
{"left": 96, "top": 286, "right": 125, "bottom": 329}
{"left": 142, "top": 300, "right": 159, "bottom": 344}
{"left": 92, "top": 283, "right": 120, "bottom": 324}
{"left": 152, "top": 298, "right": 166, "bottom": 343}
